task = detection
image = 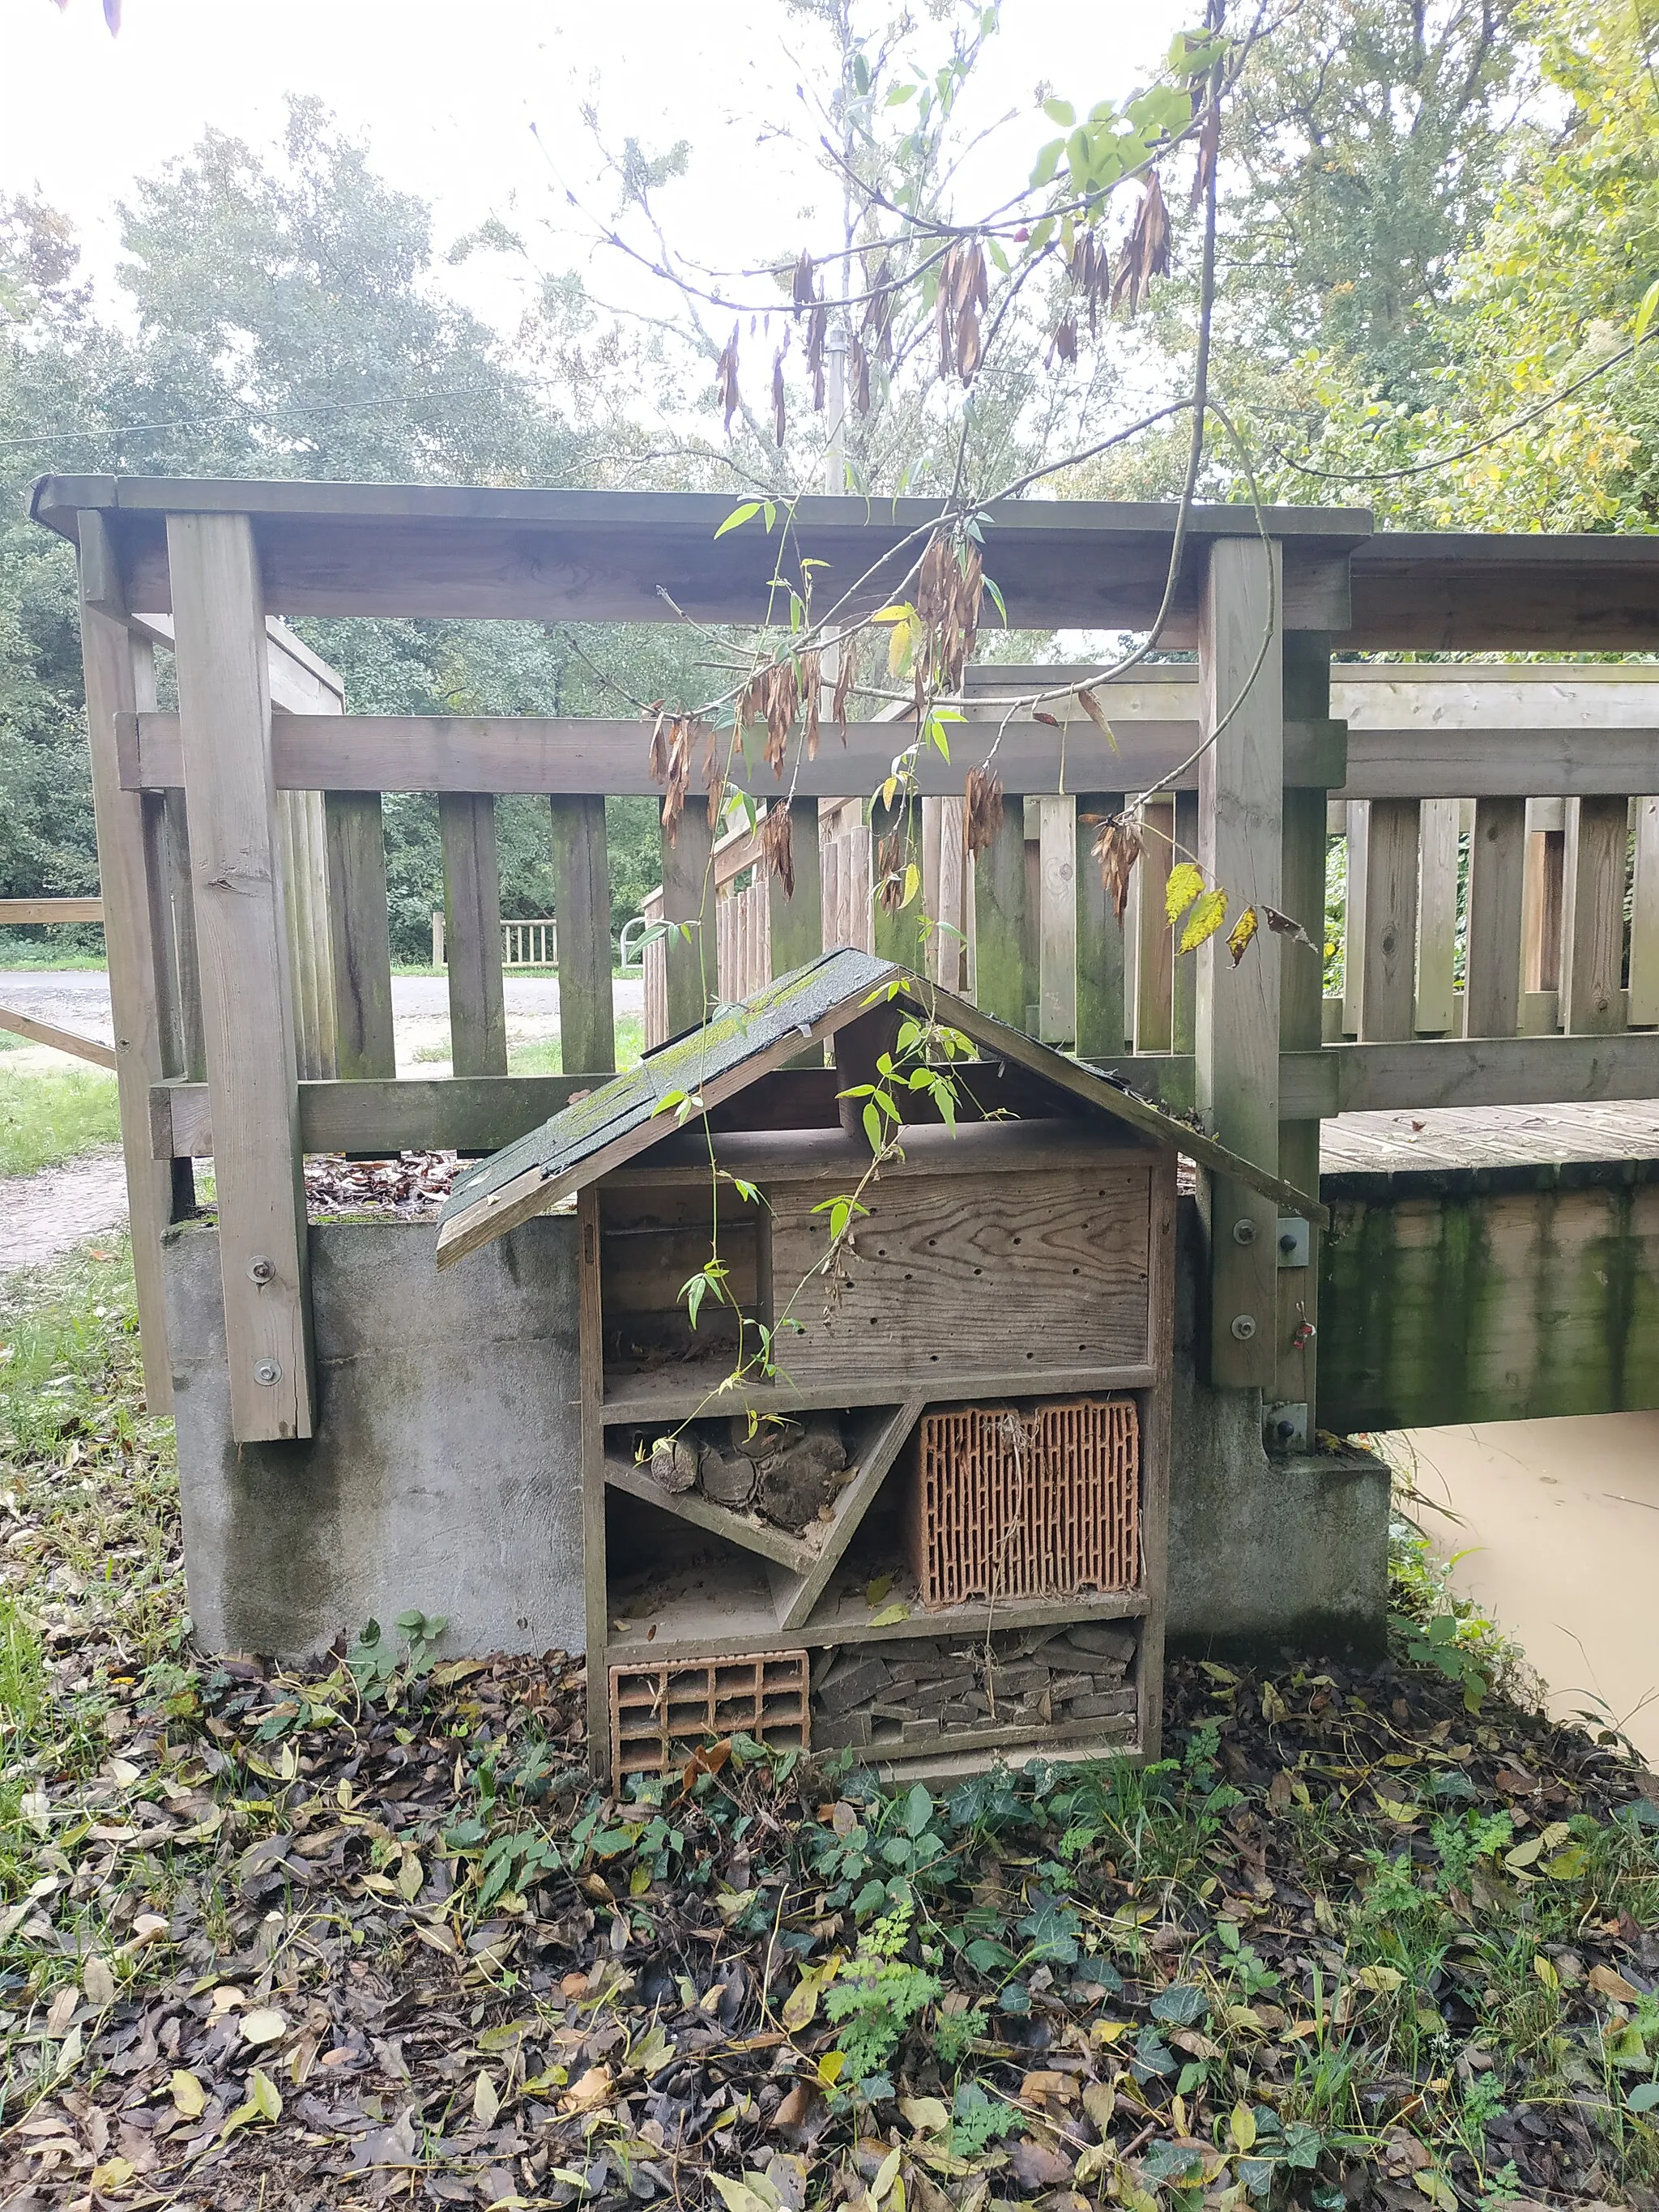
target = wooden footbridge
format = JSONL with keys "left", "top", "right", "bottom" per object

{"left": 28, "top": 476, "right": 1659, "bottom": 1451}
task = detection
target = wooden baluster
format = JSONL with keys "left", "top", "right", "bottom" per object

{"left": 1465, "top": 795, "right": 1525, "bottom": 1038}
{"left": 1561, "top": 793, "right": 1631, "bottom": 1034}
{"left": 162, "top": 791, "right": 207, "bottom": 1084}
{"left": 1073, "top": 791, "right": 1125, "bottom": 1059}
{"left": 1037, "top": 795, "right": 1077, "bottom": 1044}
{"left": 661, "top": 798, "right": 715, "bottom": 1035}
{"left": 1277, "top": 631, "right": 1337, "bottom": 1425}
{"left": 870, "top": 792, "right": 924, "bottom": 972}
{"left": 1358, "top": 798, "right": 1419, "bottom": 1042}
{"left": 1133, "top": 793, "right": 1175, "bottom": 1055}
{"left": 766, "top": 797, "right": 822, "bottom": 985}
{"left": 166, "top": 509, "right": 313, "bottom": 1442}
{"left": 549, "top": 795, "right": 615, "bottom": 1074}
{"left": 439, "top": 793, "right": 508, "bottom": 1075}
{"left": 324, "top": 793, "right": 396, "bottom": 1080}
{"left": 75, "top": 522, "right": 181, "bottom": 1412}
{"left": 1341, "top": 801, "right": 1367, "bottom": 1038}
{"left": 1414, "top": 798, "right": 1460, "bottom": 1035}
{"left": 936, "top": 796, "right": 966, "bottom": 991}
{"left": 1197, "top": 536, "right": 1282, "bottom": 1389}
{"left": 1631, "top": 795, "right": 1659, "bottom": 1029}
{"left": 973, "top": 797, "right": 1031, "bottom": 1025}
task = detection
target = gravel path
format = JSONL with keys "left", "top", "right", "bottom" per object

{"left": 0, "top": 1150, "right": 130, "bottom": 1278}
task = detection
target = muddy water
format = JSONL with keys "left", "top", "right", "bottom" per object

{"left": 1405, "top": 1413, "right": 1659, "bottom": 1765}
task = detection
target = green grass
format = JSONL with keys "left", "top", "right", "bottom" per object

{"left": 509, "top": 1010, "right": 645, "bottom": 1076}
{"left": 0, "top": 932, "right": 107, "bottom": 970}
{"left": 0, "top": 1067, "right": 122, "bottom": 1178}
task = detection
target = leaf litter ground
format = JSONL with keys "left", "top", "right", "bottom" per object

{"left": 2, "top": 1242, "right": 1658, "bottom": 2212}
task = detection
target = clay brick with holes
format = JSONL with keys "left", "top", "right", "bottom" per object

{"left": 608, "top": 1651, "right": 810, "bottom": 1779}
{"left": 902, "top": 1396, "right": 1141, "bottom": 1609}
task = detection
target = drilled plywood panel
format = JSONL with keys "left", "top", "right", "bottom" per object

{"left": 609, "top": 1651, "right": 809, "bottom": 1779}
{"left": 903, "top": 1397, "right": 1140, "bottom": 1609}
{"left": 769, "top": 1165, "right": 1153, "bottom": 1386}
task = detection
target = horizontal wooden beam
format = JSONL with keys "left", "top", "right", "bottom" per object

{"left": 150, "top": 1032, "right": 1659, "bottom": 1163}
{"left": 0, "top": 898, "right": 104, "bottom": 925}
{"left": 32, "top": 479, "right": 1366, "bottom": 630}
{"left": 1340, "top": 535, "right": 1659, "bottom": 653}
{"left": 0, "top": 1004, "right": 117, "bottom": 1068}
{"left": 122, "top": 692, "right": 1659, "bottom": 802}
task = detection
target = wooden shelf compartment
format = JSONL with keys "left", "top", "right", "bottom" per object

{"left": 601, "top": 1396, "right": 920, "bottom": 1591}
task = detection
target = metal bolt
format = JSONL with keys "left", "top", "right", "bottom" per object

{"left": 1231, "top": 1218, "right": 1257, "bottom": 1247}
{"left": 1280, "top": 1231, "right": 1298, "bottom": 1255}
{"left": 246, "top": 1255, "right": 275, "bottom": 1285}
{"left": 1230, "top": 1313, "right": 1257, "bottom": 1340}
{"left": 252, "top": 1357, "right": 282, "bottom": 1386}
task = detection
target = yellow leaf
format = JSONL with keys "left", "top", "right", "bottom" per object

{"left": 1229, "top": 2100, "right": 1257, "bottom": 2152}
{"left": 1374, "top": 1795, "right": 1420, "bottom": 1826}
{"left": 1090, "top": 2017, "right": 1130, "bottom": 2044}
{"left": 171, "top": 2068, "right": 207, "bottom": 2118}
{"left": 1504, "top": 1836, "right": 1543, "bottom": 1872}
{"left": 899, "top": 2095, "right": 951, "bottom": 2137}
{"left": 474, "top": 2070, "right": 501, "bottom": 2126}
{"left": 398, "top": 1853, "right": 424, "bottom": 1901}
{"left": 1260, "top": 1681, "right": 1286, "bottom": 1724}
{"left": 90, "top": 2159, "right": 134, "bottom": 2192}
{"left": 1179, "top": 885, "right": 1228, "bottom": 953}
{"left": 817, "top": 2048, "right": 847, "bottom": 2088}
{"left": 1226, "top": 906, "right": 1259, "bottom": 965}
{"left": 869, "top": 1603, "right": 911, "bottom": 1626}
{"left": 629, "top": 1863, "right": 652, "bottom": 1897}
{"left": 870, "top": 603, "right": 915, "bottom": 624}
{"left": 873, "top": 2146, "right": 903, "bottom": 2205}
{"left": 1164, "top": 862, "right": 1204, "bottom": 924}
{"left": 902, "top": 863, "right": 921, "bottom": 909}
{"left": 82, "top": 1954, "right": 116, "bottom": 2010}
{"left": 1533, "top": 1952, "right": 1559, "bottom": 1991}
{"left": 1354, "top": 1964, "right": 1404, "bottom": 1994}
{"left": 240, "top": 2006, "right": 287, "bottom": 2047}
{"left": 711, "top": 2181, "right": 769, "bottom": 2212}
{"left": 782, "top": 1961, "right": 833, "bottom": 2034}
{"left": 249, "top": 2068, "right": 281, "bottom": 2124}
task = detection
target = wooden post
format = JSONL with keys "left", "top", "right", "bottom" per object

{"left": 661, "top": 799, "right": 716, "bottom": 1036}
{"left": 765, "top": 797, "right": 824, "bottom": 983}
{"left": 1414, "top": 798, "right": 1460, "bottom": 1035}
{"left": 973, "top": 800, "right": 1031, "bottom": 1026}
{"left": 76, "top": 514, "right": 177, "bottom": 1411}
{"left": 166, "top": 510, "right": 313, "bottom": 1442}
{"left": 439, "top": 793, "right": 508, "bottom": 1076}
{"left": 935, "top": 796, "right": 966, "bottom": 991}
{"left": 1133, "top": 794, "right": 1175, "bottom": 1055}
{"left": 1172, "top": 787, "right": 1199, "bottom": 1055}
{"left": 1631, "top": 795, "right": 1659, "bottom": 1029}
{"left": 1358, "top": 798, "right": 1419, "bottom": 1042}
{"left": 324, "top": 793, "right": 397, "bottom": 1079}
{"left": 549, "top": 795, "right": 616, "bottom": 1074}
{"left": 578, "top": 1183, "right": 610, "bottom": 1779}
{"left": 163, "top": 790, "right": 207, "bottom": 1082}
{"left": 1561, "top": 793, "right": 1630, "bottom": 1034}
{"left": 1277, "top": 633, "right": 1334, "bottom": 1423}
{"left": 1465, "top": 795, "right": 1525, "bottom": 1038}
{"left": 1341, "top": 801, "right": 1367, "bottom": 1037}
{"left": 1196, "top": 536, "right": 1282, "bottom": 1391}
{"left": 1074, "top": 791, "right": 1125, "bottom": 1059}
{"left": 870, "top": 793, "right": 924, "bottom": 972}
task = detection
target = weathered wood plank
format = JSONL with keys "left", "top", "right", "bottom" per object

{"left": 323, "top": 792, "right": 396, "bottom": 1080}
{"left": 766, "top": 798, "right": 823, "bottom": 981}
{"left": 439, "top": 792, "right": 508, "bottom": 1076}
{"left": 770, "top": 1397, "right": 927, "bottom": 1631}
{"left": 1277, "top": 629, "right": 1333, "bottom": 1418}
{"left": 578, "top": 1186, "right": 610, "bottom": 1780}
{"left": 1632, "top": 795, "right": 1659, "bottom": 1028}
{"left": 162, "top": 791, "right": 207, "bottom": 1083}
{"left": 1358, "top": 797, "right": 1419, "bottom": 1042}
{"left": 1560, "top": 794, "right": 1630, "bottom": 1035}
{"left": 166, "top": 510, "right": 313, "bottom": 1441}
{"left": 603, "top": 1454, "right": 818, "bottom": 1575}
{"left": 1465, "top": 795, "right": 1525, "bottom": 1039}
{"left": 1341, "top": 801, "right": 1367, "bottom": 1038}
{"left": 1282, "top": 1032, "right": 1659, "bottom": 1117}
{"left": 972, "top": 799, "right": 1031, "bottom": 1027}
{"left": 661, "top": 799, "right": 716, "bottom": 1037}
{"left": 1037, "top": 795, "right": 1077, "bottom": 1042}
{"left": 76, "top": 515, "right": 176, "bottom": 1412}
{"left": 122, "top": 701, "right": 1659, "bottom": 801}
{"left": 279, "top": 789, "right": 337, "bottom": 1080}
{"left": 0, "top": 1004, "right": 117, "bottom": 1068}
{"left": 870, "top": 794, "right": 924, "bottom": 973}
{"left": 0, "top": 897, "right": 104, "bottom": 925}
{"left": 1196, "top": 536, "right": 1282, "bottom": 1387}
{"left": 1073, "top": 792, "right": 1125, "bottom": 1059}
{"left": 548, "top": 795, "right": 616, "bottom": 1075}
{"left": 1414, "top": 797, "right": 1461, "bottom": 1036}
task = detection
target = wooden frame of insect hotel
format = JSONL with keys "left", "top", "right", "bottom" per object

{"left": 437, "top": 948, "right": 1319, "bottom": 1784}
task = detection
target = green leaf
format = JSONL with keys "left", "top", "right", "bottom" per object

{"left": 983, "top": 575, "right": 1009, "bottom": 625}
{"left": 1636, "top": 278, "right": 1659, "bottom": 345}
{"left": 903, "top": 1783, "right": 935, "bottom": 1836}
{"left": 1179, "top": 885, "right": 1228, "bottom": 953}
{"left": 714, "top": 501, "right": 761, "bottom": 539}
{"left": 684, "top": 1272, "right": 708, "bottom": 1329}
{"left": 886, "top": 82, "right": 916, "bottom": 105}
{"left": 1629, "top": 2082, "right": 1659, "bottom": 2112}
{"left": 1165, "top": 861, "right": 1204, "bottom": 924}
{"left": 1030, "top": 139, "right": 1062, "bottom": 189}
{"left": 1043, "top": 97, "right": 1075, "bottom": 126}
{"left": 862, "top": 1102, "right": 883, "bottom": 1153}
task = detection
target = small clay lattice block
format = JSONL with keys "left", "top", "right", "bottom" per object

{"left": 608, "top": 1651, "right": 809, "bottom": 1778}
{"left": 903, "top": 1396, "right": 1140, "bottom": 1609}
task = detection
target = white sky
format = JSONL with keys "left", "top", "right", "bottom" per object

{"left": 4, "top": 0, "right": 1190, "bottom": 339}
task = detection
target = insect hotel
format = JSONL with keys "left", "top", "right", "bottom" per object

{"left": 435, "top": 948, "right": 1318, "bottom": 1783}
{"left": 28, "top": 473, "right": 1659, "bottom": 1788}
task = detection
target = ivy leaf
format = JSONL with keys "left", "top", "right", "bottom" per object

{"left": 1179, "top": 884, "right": 1228, "bottom": 953}
{"left": 1164, "top": 861, "right": 1204, "bottom": 924}
{"left": 1150, "top": 1980, "right": 1209, "bottom": 2027}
